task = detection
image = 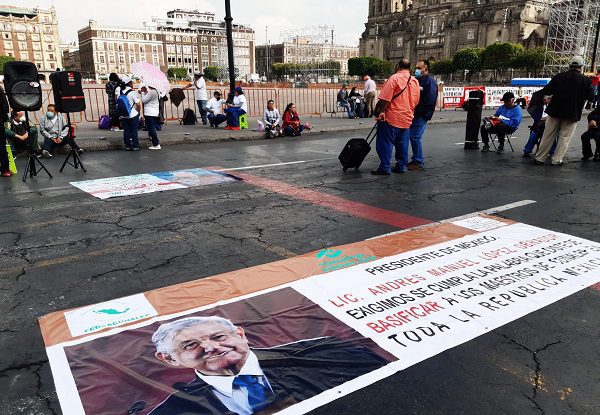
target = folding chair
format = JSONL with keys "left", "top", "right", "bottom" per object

{"left": 488, "top": 130, "right": 515, "bottom": 152}
{"left": 331, "top": 102, "right": 348, "bottom": 118}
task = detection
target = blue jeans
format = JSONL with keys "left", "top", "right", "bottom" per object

{"left": 376, "top": 121, "right": 409, "bottom": 173}
{"left": 338, "top": 101, "right": 355, "bottom": 118}
{"left": 196, "top": 100, "right": 208, "bottom": 124}
{"left": 523, "top": 125, "right": 557, "bottom": 155}
{"left": 225, "top": 107, "right": 245, "bottom": 127}
{"left": 123, "top": 115, "right": 140, "bottom": 149}
{"left": 145, "top": 116, "right": 159, "bottom": 146}
{"left": 284, "top": 125, "right": 305, "bottom": 137}
{"left": 208, "top": 113, "right": 227, "bottom": 127}
{"left": 408, "top": 116, "right": 428, "bottom": 166}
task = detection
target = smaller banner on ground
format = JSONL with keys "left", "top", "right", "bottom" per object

{"left": 39, "top": 217, "right": 600, "bottom": 415}
{"left": 70, "top": 168, "right": 240, "bottom": 199}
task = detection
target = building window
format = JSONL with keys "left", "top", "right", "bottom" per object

{"left": 467, "top": 29, "right": 475, "bottom": 40}
{"left": 20, "top": 51, "right": 29, "bottom": 60}
{"left": 3, "top": 33, "right": 9, "bottom": 39}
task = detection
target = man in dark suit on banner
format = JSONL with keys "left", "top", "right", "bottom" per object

{"left": 148, "top": 316, "right": 389, "bottom": 414}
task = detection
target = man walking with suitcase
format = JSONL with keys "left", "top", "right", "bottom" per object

{"left": 371, "top": 58, "right": 420, "bottom": 175}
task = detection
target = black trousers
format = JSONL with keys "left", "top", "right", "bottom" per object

{"left": 581, "top": 129, "right": 600, "bottom": 158}
{"left": 480, "top": 123, "right": 514, "bottom": 145}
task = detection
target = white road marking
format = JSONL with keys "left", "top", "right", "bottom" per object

{"left": 367, "top": 199, "right": 537, "bottom": 240}
{"left": 213, "top": 157, "right": 337, "bottom": 172}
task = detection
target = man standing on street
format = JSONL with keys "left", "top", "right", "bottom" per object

{"left": 363, "top": 74, "right": 376, "bottom": 118}
{"left": 406, "top": 59, "right": 438, "bottom": 171}
{"left": 184, "top": 73, "right": 208, "bottom": 125}
{"left": 371, "top": 58, "right": 420, "bottom": 175}
{"left": 533, "top": 56, "right": 594, "bottom": 166}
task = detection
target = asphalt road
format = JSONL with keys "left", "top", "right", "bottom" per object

{"left": 1, "top": 120, "right": 599, "bottom": 415}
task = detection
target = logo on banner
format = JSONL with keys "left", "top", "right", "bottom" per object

{"left": 316, "top": 249, "right": 377, "bottom": 272}
{"left": 65, "top": 294, "right": 158, "bottom": 337}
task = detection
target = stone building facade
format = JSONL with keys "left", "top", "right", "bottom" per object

{"left": 0, "top": 5, "right": 62, "bottom": 75}
{"left": 360, "top": 0, "right": 549, "bottom": 64}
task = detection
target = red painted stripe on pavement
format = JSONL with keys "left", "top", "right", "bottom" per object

{"left": 232, "top": 171, "right": 432, "bottom": 229}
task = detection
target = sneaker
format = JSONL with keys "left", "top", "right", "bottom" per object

{"left": 581, "top": 155, "right": 592, "bottom": 161}
{"left": 149, "top": 145, "right": 161, "bottom": 150}
{"left": 552, "top": 161, "right": 564, "bottom": 166}
{"left": 407, "top": 163, "right": 424, "bottom": 171}
{"left": 124, "top": 147, "right": 132, "bottom": 151}
{"left": 111, "top": 127, "right": 119, "bottom": 131}
{"left": 522, "top": 152, "right": 531, "bottom": 158}
{"left": 481, "top": 145, "right": 490, "bottom": 153}
{"left": 391, "top": 167, "right": 406, "bottom": 173}
{"left": 132, "top": 147, "right": 140, "bottom": 151}
{"left": 42, "top": 150, "right": 52, "bottom": 158}
{"left": 1, "top": 170, "right": 13, "bottom": 177}
{"left": 371, "top": 169, "right": 391, "bottom": 176}
{"left": 497, "top": 145, "right": 504, "bottom": 153}
{"left": 77, "top": 148, "right": 84, "bottom": 155}
{"left": 532, "top": 159, "right": 544, "bottom": 165}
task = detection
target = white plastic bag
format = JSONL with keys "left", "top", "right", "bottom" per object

{"left": 257, "top": 120, "right": 265, "bottom": 132}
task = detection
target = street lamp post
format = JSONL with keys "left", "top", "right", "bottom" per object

{"left": 224, "top": 0, "right": 236, "bottom": 94}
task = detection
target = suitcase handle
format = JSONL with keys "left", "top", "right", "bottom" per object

{"left": 366, "top": 122, "right": 378, "bottom": 145}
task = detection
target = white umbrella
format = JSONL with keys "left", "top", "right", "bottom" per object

{"left": 130, "top": 61, "right": 170, "bottom": 94}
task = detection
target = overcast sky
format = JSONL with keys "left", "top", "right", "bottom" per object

{"left": 10, "top": 0, "right": 368, "bottom": 46}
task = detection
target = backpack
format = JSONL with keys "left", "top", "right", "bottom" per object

{"left": 98, "top": 115, "right": 110, "bottom": 129}
{"left": 181, "top": 108, "right": 197, "bottom": 125}
{"left": 116, "top": 90, "right": 133, "bottom": 118}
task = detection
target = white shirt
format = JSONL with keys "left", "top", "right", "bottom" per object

{"left": 141, "top": 89, "right": 159, "bottom": 117}
{"left": 364, "top": 78, "right": 376, "bottom": 94}
{"left": 194, "top": 77, "right": 208, "bottom": 101}
{"left": 195, "top": 352, "right": 272, "bottom": 415}
{"left": 233, "top": 95, "right": 247, "bottom": 113}
{"left": 120, "top": 87, "right": 141, "bottom": 118}
{"left": 206, "top": 97, "right": 226, "bottom": 115}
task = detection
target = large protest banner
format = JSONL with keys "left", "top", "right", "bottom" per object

{"left": 70, "top": 168, "right": 240, "bottom": 199}
{"left": 39, "top": 217, "right": 600, "bottom": 414}
{"left": 441, "top": 86, "right": 485, "bottom": 109}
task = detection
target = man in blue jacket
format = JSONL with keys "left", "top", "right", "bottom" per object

{"left": 480, "top": 92, "right": 522, "bottom": 153}
{"left": 404, "top": 59, "right": 438, "bottom": 170}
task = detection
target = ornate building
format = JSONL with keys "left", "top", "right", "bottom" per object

{"left": 360, "top": 0, "right": 549, "bottom": 64}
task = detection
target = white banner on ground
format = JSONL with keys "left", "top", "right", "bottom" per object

{"left": 293, "top": 222, "right": 600, "bottom": 368}
{"left": 484, "top": 87, "right": 520, "bottom": 107}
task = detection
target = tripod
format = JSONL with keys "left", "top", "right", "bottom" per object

{"left": 22, "top": 111, "right": 52, "bottom": 182}
{"left": 60, "top": 113, "right": 86, "bottom": 173}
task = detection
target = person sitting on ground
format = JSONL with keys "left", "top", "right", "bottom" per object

{"left": 480, "top": 91, "right": 522, "bottom": 153}
{"left": 336, "top": 84, "right": 355, "bottom": 118}
{"left": 39, "top": 104, "right": 82, "bottom": 158}
{"left": 206, "top": 91, "right": 227, "bottom": 128}
{"left": 348, "top": 87, "right": 364, "bottom": 118}
{"left": 140, "top": 85, "right": 161, "bottom": 150}
{"left": 263, "top": 99, "right": 281, "bottom": 138}
{"left": 282, "top": 103, "right": 312, "bottom": 137}
{"left": 5, "top": 110, "right": 40, "bottom": 154}
{"left": 581, "top": 106, "right": 600, "bottom": 161}
{"left": 224, "top": 86, "right": 247, "bottom": 130}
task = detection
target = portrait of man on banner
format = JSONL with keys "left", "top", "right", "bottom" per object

{"left": 148, "top": 315, "right": 389, "bottom": 414}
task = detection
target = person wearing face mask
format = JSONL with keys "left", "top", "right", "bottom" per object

{"left": 39, "top": 104, "right": 82, "bottom": 158}
{"left": 5, "top": 110, "right": 40, "bottom": 154}
{"left": 403, "top": 59, "right": 438, "bottom": 171}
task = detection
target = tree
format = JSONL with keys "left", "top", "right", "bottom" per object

{"left": 348, "top": 56, "right": 393, "bottom": 78}
{"left": 511, "top": 47, "right": 550, "bottom": 77}
{"left": 482, "top": 42, "right": 524, "bottom": 79}
{"left": 430, "top": 59, "right": 455, "bottom": 75}
{"left": 203, "top": 66, "right": 220, "bottom": 81}
{"left": 453, "top": 48, "right": 484, "bottom": 82}
{"left": 167, "top": 67, "right": 188, "bottom": 80}
{"left": 0, "top": 55, "right": 15, "bottom": 74}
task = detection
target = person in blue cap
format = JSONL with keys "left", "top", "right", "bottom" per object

{"left": 224, "top": 87, "right": 248, "bottom": 130}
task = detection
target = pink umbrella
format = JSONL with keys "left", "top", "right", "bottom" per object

{"left": 130, "top": 61, "right": 170, "bottom": 94}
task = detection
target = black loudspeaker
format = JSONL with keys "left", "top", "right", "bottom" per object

{"left": 464, "top": 89, "right": 484, "bottom": 150}
{"left": 49, "top": 71, "right": 86, "bottom": 113}
{"left": 3, "top": 61, "right": 42, "bottom": 111}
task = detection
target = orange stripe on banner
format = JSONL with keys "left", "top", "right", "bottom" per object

{"left": 231, "top": 171, "right": 432, "bottom": 229}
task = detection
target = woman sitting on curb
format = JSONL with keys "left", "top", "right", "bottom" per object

{"left": 282, "top": 103, "right": 312, "bottom": 137}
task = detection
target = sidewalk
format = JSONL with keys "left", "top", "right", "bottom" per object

{"left": 72, "top": 109, "right": 531, "bottom": 151}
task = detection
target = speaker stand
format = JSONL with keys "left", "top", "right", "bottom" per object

{"left": 22, "top": 112, "right": 52, "bottom": 183}
{"left": 59, "top": 113, "right": 86, "bottom": 173}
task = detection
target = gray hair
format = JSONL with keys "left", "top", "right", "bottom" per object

{"left": 152, "top": 316, "right": 236, "bottom": 354}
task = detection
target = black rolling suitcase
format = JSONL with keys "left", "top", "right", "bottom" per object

{"left": 338, "top": 123, "right": 378, "bottom": 171}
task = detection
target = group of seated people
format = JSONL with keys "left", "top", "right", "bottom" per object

{"left": 337, "top": 85, "right": 367, "bottom": 119}
{"left": 260, "top": 101, "right": 312, "bottom": 138}
{"left": 479, "top": 89, "right": 600, "bottom": 161}
{"left": 5, "top": 104, "right": 82, "bottom": 159}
